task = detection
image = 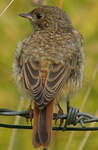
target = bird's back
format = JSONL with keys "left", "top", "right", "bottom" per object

{"left": 14, "top": 29, "right": 84, "bottom": 105}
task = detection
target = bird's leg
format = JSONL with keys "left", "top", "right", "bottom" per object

{"left": 55, "top": 103, "right": 64, "bottom": 127}
{"left": 26, "top": 100, "right": 33, "bottom": 125}
{"left": 67, "top": 100, "right": 70, "bottom": 114}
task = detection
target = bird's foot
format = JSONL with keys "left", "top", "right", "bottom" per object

{"left": 55, "top": 104, "right": 64, "bottom": 127}
{"left": 26, "top": 104, "right": 33, "bottom": 126}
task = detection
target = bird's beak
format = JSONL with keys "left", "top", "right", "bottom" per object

{"left": 19, "top": 13, "right": 32, "bottom": 20}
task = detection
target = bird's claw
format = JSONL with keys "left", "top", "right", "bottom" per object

{"left": 55, "top": 104, "right": 64, "bottom": 127}
{"left": 26, "top": 104, "right": 33, "bottom": 126}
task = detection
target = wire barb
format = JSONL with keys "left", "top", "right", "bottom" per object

{"left": 65, "top": 107, "right": 79, "bottom": 126}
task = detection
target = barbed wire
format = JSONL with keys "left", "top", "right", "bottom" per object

{"left": 0, "top": 108, "right": 98, "bottom": 130}
{"left": 1, "top": 107, "right": 98, "bottom": 150}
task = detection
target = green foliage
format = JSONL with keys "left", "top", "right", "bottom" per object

{"left": 0, "top": 0, "right": 98, "bottom": 150}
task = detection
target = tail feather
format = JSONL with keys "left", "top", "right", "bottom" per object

{"left": 38, "top": 108, "right": 48, "bottom": 145}
{"left": 33, "top": 103, "right": 41, "bottom": 148}
{"left": 33, "top": 100, "right": 54, "bottom": 148}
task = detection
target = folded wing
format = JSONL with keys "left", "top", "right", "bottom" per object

{"left": 22, "top": 57, "right": 43, "bottom": 105}
{"left": 41, "top": 62, "right": 71, "bottom": 109}
{"left": 22, "top": 56, "right": 71, "bottom": 109}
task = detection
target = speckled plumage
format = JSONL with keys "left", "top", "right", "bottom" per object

{"left": 13, "top": 6, "right": 84, "bottom": 148}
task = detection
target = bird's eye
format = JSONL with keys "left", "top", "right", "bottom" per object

{"left": 36, "top": 13, "right": 43, "bottom": 19}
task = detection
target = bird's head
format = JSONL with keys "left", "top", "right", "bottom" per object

{"left": 19, "top": 6, "right": 72, "bottom": 32}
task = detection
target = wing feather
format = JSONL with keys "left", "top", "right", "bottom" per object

{"left": 22, "top": 57, "right": 43, "bottom": 105}
{"left": 41, "top": 62, "right": 71, "bottom": 107}
{"left": 22, "top": 56, "right": 71, "bottom": 109}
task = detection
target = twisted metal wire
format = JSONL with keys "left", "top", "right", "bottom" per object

{"left": 0, "top": 108, "right": 98, "bottom": 130}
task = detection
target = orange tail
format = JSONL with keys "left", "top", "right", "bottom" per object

{"left": 33, "top": 100, "right": 54, "bottom": 148}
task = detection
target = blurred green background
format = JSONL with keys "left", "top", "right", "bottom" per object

{"left": 0, "top": 0, "right": 98, "bottom": 150}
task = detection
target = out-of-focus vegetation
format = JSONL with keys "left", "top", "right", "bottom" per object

{"left": 0, "top": 0, "right": 98, "bottom": 150}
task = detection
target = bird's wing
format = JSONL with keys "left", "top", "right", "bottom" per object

{"left": 22, "top": 55, "right": 71, "bottom": 108}
{"left": 22, "top": 56, "right": 43, "bottom": 105}
{"left": 41, "top": 62, "right": 71, "bottom": 108}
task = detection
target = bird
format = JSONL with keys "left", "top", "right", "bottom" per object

{"left": 13, "top": 6, "right": 84, "bottom": 149}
